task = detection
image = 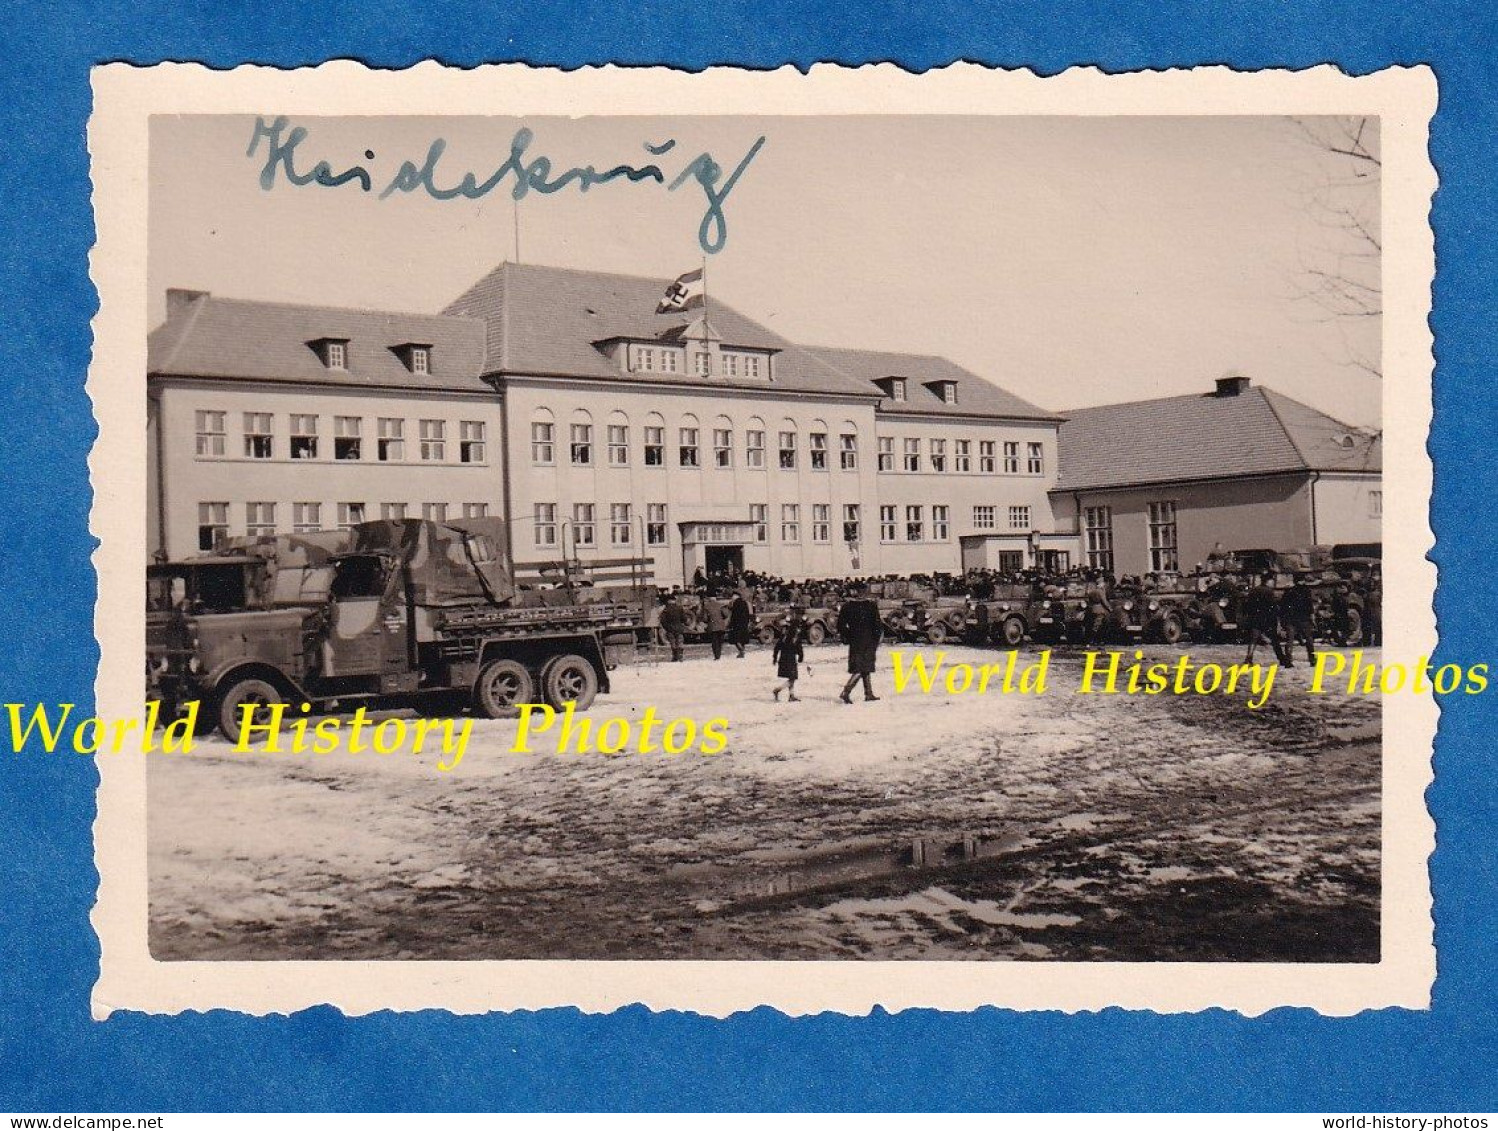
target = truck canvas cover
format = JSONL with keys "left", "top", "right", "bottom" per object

{"left": 352, "top": 518, "right": 516, "bottom": 607}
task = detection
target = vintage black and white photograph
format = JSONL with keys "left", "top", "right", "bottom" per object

{"left": 89, "top": 64, "right": 1435, "bottom": 1016}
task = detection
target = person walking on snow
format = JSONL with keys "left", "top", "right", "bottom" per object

{"left": 772, "top": 607, "right": 808, "bottom": 702}
{"left": 836, "top": 583, "right": 884, "bottom": 703}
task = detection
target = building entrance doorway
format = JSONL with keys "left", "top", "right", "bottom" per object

{"left": 704, "top": 545, "right": 744, "bottom": 578}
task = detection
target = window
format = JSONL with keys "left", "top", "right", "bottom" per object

{"left": 930, "top": 438, "right": 947, "bottom": 473}
{"left": 462, "top": 502, "right": 489, "bottom": 518}
{"left": 979, "top": 440, "right": 996, "bottom": 474}
{"left": 694, "top": 351, "right": 711, "bottom": 377}
{"left": 1369, "top": 489, "right": 1383, "bottom": 518}
{"left": 839, "top": 433, "right": 858, "bottom": 471}
{"left": 1148, "top": 501, "right": 1179, "bottom": 572}
{"left": 243, "top": 412, "right": 273, "bottom": 459}
{"left": 812, "top": 504, "right": 830, "bottom": 543}
{"left": 644, "top": 425, "right": 665, "bottom": 466}
{"left": 713, "top": 428, "right": 733, "bottom": 468}
{"left": 955, "top": 439, "right": 971, "bottom": 473}
{"left": 938, "top": 381, "right": 958, "bottom": 405}
{"left": 422, "top": 502, "right": 448, "bottom": 522}
{"left": 572, "top": 503, "right": 595, "bottom": 547}
{"left": 194, "top": 411, "right": 225, "bottom": 457}
{"left": 334, "top": 416, "right": 362, "bottom": 460}
{"left": 460, "top": 421, "right": 486, "bottom": 463}
{"left": 377, "top": 417, "right": 404, "bottom": 462}
{"left": 325, "top": 341, "right": 347, "bottom": 370}
{"left": 419, "top": 419, "right": 446, "bottom": 461}
{"left": 531, "top": 420, "right": 555, "bottom": 464}
{"left": 610, "top": 503, "right": 632, "bottom": 546}
{"left": 750, "top": 503, "right": 768, "bottom": 543}
{"left": 197, "top": 501, "right": 228, "bottom": 551}
{"left": 973, "top": 505, "right": 996, "bottom": 530}
{"left": 842, "top": 504, "right": 861, "bottom": 544}
{"left": 380, "top": 502, "right": 407, "bottom": 521}
{"left": 998, "top": 551, "right": 1024, "bottom": 573}
{"left": 933, "top": 505, "right": 950, "bottom": 540}
{"left": 661, "top": 350, "right": 679, "bottom": 374}
{"left": 290, "top": 414, "right": 318, "bottom": 459}
{"left": 1003, "top": 441, "right": 1020, "bottom": 474}
{"left": 810, "top": 432, "right": 828, "bottom": 471}
{"left": 781, "top": 504, "right": 800, "bottom": 543}
{"left": 1084, "top": 506, "right": 1114, "bottom": 571}
{"left": 1027, "top": 441, "right": 1044, "bottom": 475}
{"left": 744, "top": 355, "right": 760, "bottom": 379}
{"left": 1008, "top": 505, "right": 1031, "bottom": 531}
{"left": 646, "top": 503, "right": 668, "bottom": 546}
{"left": 746, "top": 430, "right": 765, "bottom": 468}
{"left": 570, "top": 422, "right": 593, "bottom": 466}
{"left": 410, "top": 346, "right": 429, "bottom": 375}
{"left": 879, "top": 505, "right": 897, "bottom": 542}
{"left": 533, "top": 503, "right": 557, "bottom": 548}
{"left": 906, "top": 505, "right": 924, "bottom": 542}
{"left": 607, "top": 424, "right": 629, "bottom": 466}
{"left": 903, "top": 437, "right": 921, "bottom": 472}
{"left": 778, "top": 431, "right": 797, "bottom": 470}
{"left": 636, "top": 346, "right": 655, "bottom": 372}
{"left": 679, "top": 427, "right": 700, "bottom": 467}
{"left": 723, "top": 353, "right": 738, "bottom": 378}
{"left": 337, "top": 502, "right": 366, "bottom": 529}
{"left": 246, "top": 501, "right": 275, "bottom": 537}
{"left": 877, "top": 437, "right": 894, "bottom": 472}
{"left": 890, "top": 378, "right": 907, "bottom": 402}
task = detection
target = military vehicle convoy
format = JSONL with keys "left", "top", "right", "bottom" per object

{"left": 147, "top": 518, "right": 656, "bottom": 741}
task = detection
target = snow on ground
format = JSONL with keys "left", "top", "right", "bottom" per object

{"left": 148, "top": 643, "right": 1381, "bottom": 962}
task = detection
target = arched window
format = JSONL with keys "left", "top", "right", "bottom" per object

{"left": 809, "top": 418, "right": 830, "bottom": 471}
{"left": 643, "top": 411, "right": 666, "bottom": 467}
{"left": 529, "top": 408, "right": 556, "bottom": 465}
{"left": 568, "top": 409, "right": 594, "bottom": 467}
{"left": 839, "top": 420, "right": 859, "bottom": 471}
{"left": 745, "top": 416, "right": 767, "bottom": 469}
{"left": 778, "top": 418, "right": 798, "bottom": 471}
{"left": 606, "top": 409, "right": 630, "bottom": 467}
{"left": 712, "top": 414, "right": 734, "bottom": 469}
{"left": 678, "top": 412, "right": 701, "bottom": 469}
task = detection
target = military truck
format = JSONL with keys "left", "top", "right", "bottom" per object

{"left": 147, "top": 518, "right": 654, "bottom": 742}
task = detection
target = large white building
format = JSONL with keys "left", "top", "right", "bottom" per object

{"left": 148, "top": 263, "right": 1072, "bottom": 584}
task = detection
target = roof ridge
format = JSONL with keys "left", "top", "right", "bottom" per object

{"left": 1060, "top": 388, "right": 1233, "bottom": 416}
{"left": 1255, "top": 386, "right": 1311, "bottom": 469}
{"left": 805, "top": 343, "right": 947, "bottom": 365}
{"left": 181, "top": 291, "right": 484, "bottom": 324}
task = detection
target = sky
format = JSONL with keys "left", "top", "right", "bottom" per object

{"left": 148, "top": 114, "right": 1382, "bottom": 425}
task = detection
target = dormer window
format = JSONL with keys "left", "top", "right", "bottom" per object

{"left": 928, "top": 380, "right": 958, "bottom": 405}
{"left": 876, "top": 377, "right": 907, "bottom": 402}
{"left": 392, "top": 342, "right": 434, "bottom": 375}
{"left": 311, "top": 338, "right": 350, "bottom": 370}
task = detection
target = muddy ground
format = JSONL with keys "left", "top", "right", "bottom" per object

{"left": 148, "top": 643, "right": 1380, "bottom": 962}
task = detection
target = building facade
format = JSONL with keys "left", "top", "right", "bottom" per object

{"left": 1051, "top": 374, "right": 1383, "bottom": 577}
{"left": 148, "top": 263, "right": 1073, "bottom": 585}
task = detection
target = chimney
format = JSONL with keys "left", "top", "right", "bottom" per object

{"left": 1215, "top": 371, "right": 1251, "bottom": 397}
{"left": 166, "top": 288, "right": 208, "bottom": 320}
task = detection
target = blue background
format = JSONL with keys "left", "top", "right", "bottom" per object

{"left": 1, "top": 0, "right": 1494, "bottom": 1112}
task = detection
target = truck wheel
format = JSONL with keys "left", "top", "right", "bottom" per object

{"left": 1000, "top": 616, "right": 1026, "bottom": 647}
{"left": 216, "top": 677, "right": 284, "bottom": 744}
{"left": 473, "top": 659, "right": 534, "bottom": 719}
{"left": 1340, "top": 608, "right": 1363, "bottom": 646}
{"left": 924, "top": 620, "right": 949, "bottom": 645}
{"left": 540, "top": 653, "right": 599, "bottom": 711}
{"left": 1158, "top": 613, "right": 1184, "bottom": 645}
{"left": 805, "top": 621, "right": 826, "bottom": 646}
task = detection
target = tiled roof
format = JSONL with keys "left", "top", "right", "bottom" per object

{"left": 442, "top": 262, "right": 878, "bottom": 400}
{"left": 805, "top": 345, "right": 1061, "bottom": 422}
{"left": 1054, "top": 384, "right": 1382, "bottom": 491}
{"left": 148, "top": 292, "right": 489, "bottom": 391}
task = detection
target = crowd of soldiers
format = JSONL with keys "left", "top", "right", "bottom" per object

{"left": 648, "top": 548, "right": 1383, "bottom": 664}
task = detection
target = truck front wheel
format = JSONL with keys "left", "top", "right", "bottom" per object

{"left": 540, "top": 653, "right": 599, "bottom": 711}
{"left": 216, "top": 677, "right": 284, "bottom": 743}
{"left": 474, "top": 659, "right": 534, "bottom": 718}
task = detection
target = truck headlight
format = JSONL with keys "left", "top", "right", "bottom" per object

{"left": 1122, "top": 601, "right": 1134, "bottom": 611}
{"left": 1042, "top": 600, "right": 1051, "bottom": 609}
{"left": 1148, "top": 601, "right": 1159, "bottom": 612}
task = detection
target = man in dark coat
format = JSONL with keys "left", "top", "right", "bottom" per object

{"left": 1242, "top": 573, "right": 1290, "bottom": 666}
{"left": 703, "top": 593, "right": 729, "bottom": 660}
{"left": 727, "top": 590, "right": 753, "bottom": 658}
{"left": 836, "top": 583, "right": 883, "bottom": 703}
{"left": 1280, "top": 574, "right": 1317, "bottom": 666}
{"left": 1362, "top": 578, "right": 1382, "bottom": 646}
{"left": 659, "top": 593, "right": 688, "bottom": 663}
{"left": 771, "top": 607, "right": 807, "bottom": 702}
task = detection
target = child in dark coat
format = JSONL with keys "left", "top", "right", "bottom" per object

{"left": 772, "top": 608, "right": 808, "bottom": 702}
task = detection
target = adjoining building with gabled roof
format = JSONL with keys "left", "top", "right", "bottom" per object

{"left": 1053, "top": 373, "right": 1382, "bottom": 578}
{"left": 148, "top": 262, "right": 1073, "bottom": 582}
